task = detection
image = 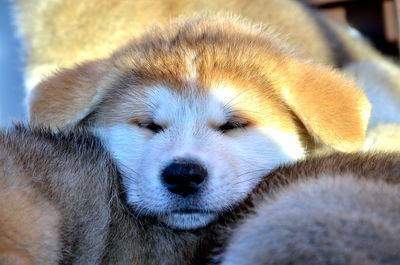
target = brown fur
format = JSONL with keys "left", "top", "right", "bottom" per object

{"left": 2, "top": 127, "right": 400, "bottom": 264}
{"left": 16, "top": 0, "right": 400, "bottom": 110}
{"left": 15, "top": 0, "right": 400, "bottom": 155}
{"left": 14, "top": 0, "right": 386, "bottom": 82}
{"left": 212, "top": 152, "right": 400, "bottom": 264}
{"left": 28, "top": 14, "right": 370, "bottom": 153}
{"left": 0, "top": 126, "right": 214, "bottom": 265}
{"left": 0, "top": 126, "right": 114, "bottom": 264}
{"left": 0, "top": 179, "right": 60, "bottom": 265}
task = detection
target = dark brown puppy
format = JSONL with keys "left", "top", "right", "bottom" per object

{"left": 0, "top": 126, "right": 212, "bottom": 265}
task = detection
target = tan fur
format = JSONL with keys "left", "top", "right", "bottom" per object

{"left": 364, "top": 124, "right": 400, "bottom": 152}
{"left": 28, "top": 14, "right": 370, "bottom": 152}
{"left": 14, "top": 0, "right": 385, "bottom": 84}
{"left": 0, "top": 126, "right": 217, "bottom": 265}
{"left": 0, "top": 127, "right": 112, "bottom": 264}
{"left": 16, "top": 0, "right": 400, "bottom": 153}
{"left": 0, "top": 175, "right": 60, "bottom": 265}
{"left": 215, "top": 152, "right": 400, "bottom": 264}
{"left": 342, "top": 61, "right": 400, "bottom": 152}
{"left": 30, "top": 60, "right": 111, "bottom": 128}
{"left": 0, "top": 245, "right": 35, "bottom": 265}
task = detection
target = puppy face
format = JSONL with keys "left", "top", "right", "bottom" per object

{"left": 93, "top": 83, "right": 304, "bottom": 229}
{"left": 30, "top": 15, "right": 370, "bottom": 229}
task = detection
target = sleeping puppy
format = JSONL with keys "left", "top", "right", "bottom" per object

{"left": 0, "top": 126, "right": 213, "bottom": 265}
{"left": 2, "top": 126, "right": 400, "bottom": 265}
{"left": 214, "top": 153, "right": 400, "bottom": 265}
{"left": 25, "top": 13, "right": 370, "bottom": 231}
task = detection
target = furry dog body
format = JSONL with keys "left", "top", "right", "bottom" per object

{"left": 0, "top": 127, "right": 212, "bottom": 265}
{"left": 214, "top": 153, "right": 400, "bottom": 265}
{"left": 1, "top": 127, "right": 400, "bottom": 264}
{"left": 0, "top": 127, "right": 114, "bottom": 264}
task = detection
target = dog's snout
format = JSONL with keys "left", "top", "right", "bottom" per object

{"left": 161, "top": 159, "right": 207, "bottom": 197}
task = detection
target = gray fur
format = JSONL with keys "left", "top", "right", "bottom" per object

{"left": 217, "top": 153, "right": 400, "bottom": 265}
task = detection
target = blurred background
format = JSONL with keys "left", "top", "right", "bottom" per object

{"left": 308, "top": 0, "right": 400, "bottom": 55}
{"left": 0, "top": 0, "right": 399, "bottom": 127}
{"left": 0, "top": 2, "right": 26, "bottom": 128}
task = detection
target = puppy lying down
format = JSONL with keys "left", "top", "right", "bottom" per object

{"left": 28, "top": 14, "right": 371, "bottom": 231}
{"left": 1, "top": 126, "right": 400, "bottom": 265}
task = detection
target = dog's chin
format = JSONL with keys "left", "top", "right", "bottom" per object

{"left": 158, "top": 212, "right": 218, "bottom": 230}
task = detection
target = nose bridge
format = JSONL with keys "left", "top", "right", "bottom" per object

{"left": 167, "top": 94, "right": 212, "bottom": 156}
{"left": 173, "top": 105, "right": 207, "bottom": 142}
{"left": 170, "top": 123, "right": 209, "bottom": 159}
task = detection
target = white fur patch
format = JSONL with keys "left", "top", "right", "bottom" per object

{"left": 95, "top": 85, "right": 303, "bottom": 229}
{"left": 261, "top": 129, "right": 305, "bottom": 159}
{"left": 158, "top": 212, "right": 217, "bottom": 230}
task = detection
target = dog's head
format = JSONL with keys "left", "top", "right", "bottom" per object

{"left": 30, "top": 15, "right": 370, "bottom": 230}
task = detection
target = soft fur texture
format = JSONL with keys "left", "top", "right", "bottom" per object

{"left": 13, "top": 0, "right": 389, "bottom": 89}
{"left": 0, "top": 126, "right": 114, "bottom": 264}
{"left": 214, "top": 153, "right": 400, "bottom": 265}
{"left": 14, "top": 4, "right": 376, "bottom": 229}
{"left": 27, "top": 13, "right": 372, "bottom": 229}
{"left": 10, "top": 0, "right": 400, "bottom": 261}
{"left": 0, "top": 126, "right": 216, "bottom": 265}
{"left": 14, "top": 0, "right": 400, "bottom": 154}
{"left": 2, "top": 127, "right": 400, "bottom": 264}
{"left": 221, "top": 177, "right": 400, "bottom": 265}
{"left": 342, "top": 61, "right": 400, "bottom": 153}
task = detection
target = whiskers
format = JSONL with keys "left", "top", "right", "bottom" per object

{"left": 232, "top": 168, "right": 271, "bottom": 186}
{"left": 126, "top": 199, "right": 153, "bottom": 219}
{"left": 113, "top": 164, "right": 150, "bottom": 219}
{"left": 118, "top": 163, "right": 140, "bottom": 184}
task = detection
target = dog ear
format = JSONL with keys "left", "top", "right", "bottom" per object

{"left": 278, "top": 60, "right": 371, "bottom": 152}
{"left": 29, "top": 59, "right": 110, "bottom": 129}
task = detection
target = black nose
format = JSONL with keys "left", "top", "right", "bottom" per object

{"left": 161, "top": 159, "right": 207, "bottom": 197}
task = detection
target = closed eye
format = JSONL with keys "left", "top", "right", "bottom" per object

{"left": 218, "top": 120, "right": 249, "bottom": 133}
{"left": 138, "top": 121, "right": 164, "bottom": 133}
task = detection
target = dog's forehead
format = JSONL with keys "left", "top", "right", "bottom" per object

{"left": 97, "top": 71, "right": 296, "bottom": 132}
{"left": 144, "top": 85, "right": 230, "bottom": 124}
{"left": 111, "top": 26, "right": 282, "bottom": 94}
{"left": 100, "top": 36, "right": 297, "bottom": 129}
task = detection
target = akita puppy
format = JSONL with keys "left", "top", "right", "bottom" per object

{"left": 17, "top": 0, "right": 400, "bottom": 230}
{"left": 25, "top": 14, "right": 371, "bottom": 230}
{"left": 15, "top": 0, "right": 389, "bottom": 232}
{"left": 13, "top": 1, "right": 379, "bottom": 229}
